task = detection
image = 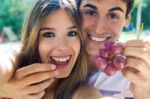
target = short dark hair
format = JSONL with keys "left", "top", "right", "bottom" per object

{"left": 76, "top": 0, "right": 134, "bottom": 18}
{"left": 122, "top": 0, "right": 134, "bottom": 17}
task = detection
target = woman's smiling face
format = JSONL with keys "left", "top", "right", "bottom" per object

{"left": 39, "top": 9, "right": 80, "bottom": 78}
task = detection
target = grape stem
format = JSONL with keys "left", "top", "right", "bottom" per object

{"left": 137, "top": 22, "right": 144, "bottom": 40}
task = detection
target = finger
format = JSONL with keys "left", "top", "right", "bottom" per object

{"left": 20, "top": 71, "right": 58, "bottom": 87}
{"left": 122, "top": 68, "right": 145, "bottom": 87}
{"left": 15, "top": 63, "right": 56, "bottom": 79}
{"left": 31, "top": 91, "right": 45, "bottom": 99}
{"left": 24, "top": 78, "right": 54, "bottom": 94}
{"left": 23, "top": 95, "right": 41, "bottom": 99}
{"left": 126, "top": 40, "right": 150, "bottom": 48}
{"left": 125, "top": 40, "right": 150, "bottom": 56}
{"left": 123, "top": 46, "right": 150, "bottom": 65}
{"left": 127, "top": 58, "right": 150, "bottom": 77}
{"left": 129, "top": 83, "right": 134, "bottom": 92}
{"left": 100, "top": 97, "right": 115, "bottom": 99}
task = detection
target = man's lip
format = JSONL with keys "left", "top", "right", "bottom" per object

{"left": 87, "top": 34, "right": 110, "bottom": 43}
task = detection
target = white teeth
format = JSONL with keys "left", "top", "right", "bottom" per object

{"left": 91, "top": 36, "right": 107, "bottom": 42}
{"left": 52, "top": 56, "right": 70, "bottom": 62}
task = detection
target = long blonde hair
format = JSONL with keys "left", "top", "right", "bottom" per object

{"left": 15, "top": 0, "right": 87, "bottom": 99}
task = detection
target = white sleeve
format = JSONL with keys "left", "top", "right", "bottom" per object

{"left": 87, "top": 71, "right": 133, "bottom": 99}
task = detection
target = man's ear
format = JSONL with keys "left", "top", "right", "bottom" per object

{"left": 124, "top": 15, "right": 131, "bottom": 28}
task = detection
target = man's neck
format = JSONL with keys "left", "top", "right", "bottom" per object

{"left": 87, "top": 56, "right": 97, "bottom": 74}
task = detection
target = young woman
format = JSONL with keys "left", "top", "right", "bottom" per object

{"left": 0, "top": 0, "right": 101, "bottom": 99}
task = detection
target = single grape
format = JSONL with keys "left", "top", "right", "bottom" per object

{"left": 111, "top": 42, "right": 124, "bottom": 54}
{"left": 104, "top": 40, "right": 114, "bottom": 49}
{"left": 94, "top": 56, "right": 107, "bottom": 70}
{"left": 99, "top": 47, "right": 111, "bottom": 58}
{"left": 104, "top": 62, "right": 117, "bottom": 76}
{"left": 113, "top": 54, "right": 127, "bottom": 70}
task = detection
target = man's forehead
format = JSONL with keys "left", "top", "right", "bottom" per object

{"left": 81, "top": 0, "right": 123, "bottom": 3}
{"left": 81, "top": 0, "right": 100, "bottom": 3}
{"left": 80, "top": 0, "right": 126, "bottom": 8}
{"left": 80, "top": 0, "right": 127, "bottom": 14}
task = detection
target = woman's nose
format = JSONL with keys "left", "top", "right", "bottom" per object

{"left": 55, "top": 39, "right": 69, "bottom": 52}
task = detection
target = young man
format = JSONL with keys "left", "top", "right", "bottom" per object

{"left": 77, "top": 0, "right": 150, "bottom": 99}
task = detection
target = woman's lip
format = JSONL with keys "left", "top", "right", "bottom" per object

{"left": 51, "top": 56, "right": 70, "bottom": 62}
{"left": 48, "top": 60, "right": 69, "bottom": 69}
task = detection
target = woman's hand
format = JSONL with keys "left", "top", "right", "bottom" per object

{"left": 0, "top": 63, "right": 59, "bottom": 99}
{"left": 122, "top": 40, "right": 150, "bottom": 99}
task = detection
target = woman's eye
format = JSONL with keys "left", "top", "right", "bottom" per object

{"left": 84, "top": 10, "right": 97, "bottom": 16}
{"left": 67, "top": 31, "right": 78, "bottom": 37}
{"left": 42, "top": 32, "right": 54, "bottom": 37}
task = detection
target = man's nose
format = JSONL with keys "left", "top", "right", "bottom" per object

{"left": 95, "top": 17, "right": 106, "bottom": 34}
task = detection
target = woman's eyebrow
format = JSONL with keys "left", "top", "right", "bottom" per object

{"left": 67, "top": 26, "right": 76, "bottom": 29}
{"left": 39, "top": 27, "right": 55, "bottom": 32}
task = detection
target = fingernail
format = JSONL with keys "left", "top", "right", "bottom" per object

{"left": 54, "top": 71, "right": 59, "bottom": 75}
{"left": 50, "top": 65, "right": 56, "bottom": 70}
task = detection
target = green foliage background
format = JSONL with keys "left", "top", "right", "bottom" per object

{"left": 132, "top": 0, "right": 150, "bottom": 30}
{"left": 0, "top": 0, "right": 35, "bottom": 39}
{"left": 0, "top": 0, "right": 150, "bottom": 40}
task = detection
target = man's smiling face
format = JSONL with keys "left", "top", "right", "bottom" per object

{"left": 80, "top": 0, "right": 130, "bottom": 67}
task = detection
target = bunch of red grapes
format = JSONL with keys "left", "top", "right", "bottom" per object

{"left": 94, "top": 41, "right": 127, "bottom": 76}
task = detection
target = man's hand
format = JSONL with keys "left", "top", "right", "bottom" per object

{"left": 122, "top": 40, "right": 150, "bottom": 99}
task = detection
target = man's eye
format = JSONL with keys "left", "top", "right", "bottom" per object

{"left": 42, "top": 32, "right": 54, "bottom": 37}
{"left": 109, "top": 13, "right": 119, "bottom": 20}
{"left": 85, "top": 10, "right": 97, "bottom": 16}
{"left": 67, "top": 31, "right": 78, "bottom": 37}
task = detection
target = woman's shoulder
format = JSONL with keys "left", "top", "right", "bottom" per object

{"left": 72, "top": 84, "right": 102, "bottom": 99}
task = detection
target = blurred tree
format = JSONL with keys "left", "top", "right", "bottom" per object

{"left": 0, "top": 0, "right": 149, "bottom": 41}
{"left": 132, "top": 0, "right": 150, "bottom": 30}
{"left": 0, "top": 0, "right": 35, "bottom": 40}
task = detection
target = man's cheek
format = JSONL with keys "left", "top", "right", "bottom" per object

{"left": 82, "top": 19, "right": 92, "bottom": 29}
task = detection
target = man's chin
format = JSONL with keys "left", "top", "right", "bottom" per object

{"left": 87, "top": 51, "right": 98, "bottom": 64}
{"left": 86, "top": 48, "right": 99, "bottom": 57}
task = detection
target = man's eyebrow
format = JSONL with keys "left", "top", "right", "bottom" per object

{"left": 83, "top": 4, "right": 97, "bottom": 10}
{"left": 109, "top": 7, "right": 124, "bottom": 12}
